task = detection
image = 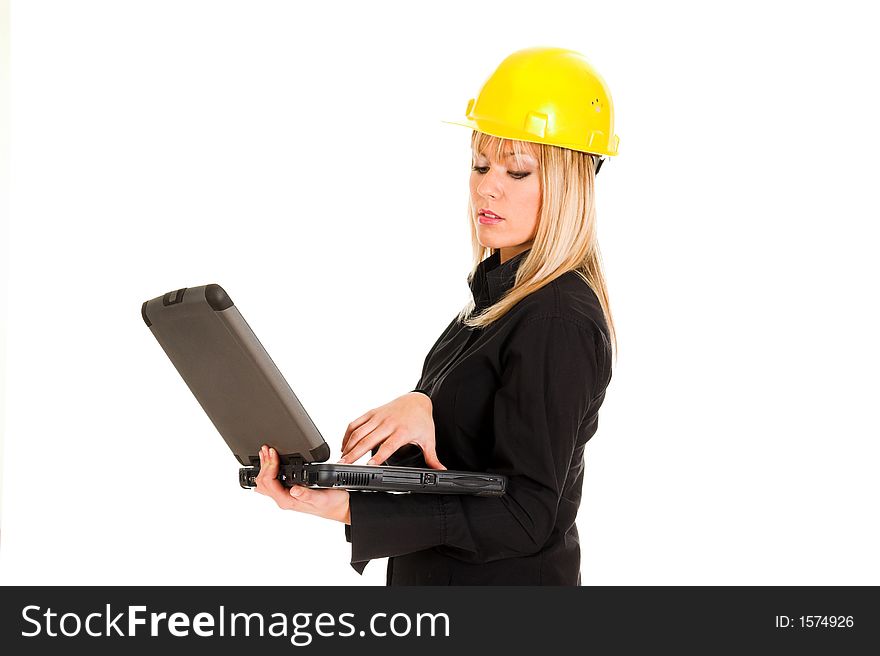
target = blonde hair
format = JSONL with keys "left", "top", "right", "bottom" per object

{"left": 458, "top": 130, "right": 618, "bottom": 361}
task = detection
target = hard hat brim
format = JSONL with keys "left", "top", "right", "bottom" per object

{"left": 440, "top": 118, "right": 618, "bottom": 158}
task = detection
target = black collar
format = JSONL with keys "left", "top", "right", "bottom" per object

{"left": 468, "top": 249, "right": 531, "bottom": 312}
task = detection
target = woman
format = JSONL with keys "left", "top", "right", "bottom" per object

{"left": 254, "top": 46, "right": 619, "bottom": 585}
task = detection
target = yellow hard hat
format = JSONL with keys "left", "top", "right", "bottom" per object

{"left": 442, "top": 46, "right": 620, "bottom": 162}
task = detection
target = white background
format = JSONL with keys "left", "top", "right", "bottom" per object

{"left": 1, "top": 0, "right": 879, "bottom": 585}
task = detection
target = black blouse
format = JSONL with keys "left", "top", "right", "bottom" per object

{"left": 344, "top": 248, "right": 613, "bottom": 585}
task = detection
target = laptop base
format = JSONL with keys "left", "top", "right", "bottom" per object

{"left": 238, "top": 461, "right": 506, "bottom": 497}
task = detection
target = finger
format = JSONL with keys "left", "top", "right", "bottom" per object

{"left": 421, "top": 442, "right": 447, "bottom": 471}
{"left": 256, "top": 444, "right": 269, "bottom": 473}
{"left": 263, "top": 446, "right": 279, "bottom": 476}
{"left": 340, "top": 417, "right": 385, "bottom": 462}
{"left": 342, "top": 412, "right": 373, "bottom": 452}
{"left": 366, "top": 433, "right": 409, "bottom": 466}
{"left": 255, "top": 446, "right": 285, "bottom": 497}
{"left": 341, "top": 425, "right": 395, "bottom": 464}
{"left": 342, "top": 414, "right": 382, "bottom": 457}
{"left": 254, "top": 447, "right": 268, "bottom": 493}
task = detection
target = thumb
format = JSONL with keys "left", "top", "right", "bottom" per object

{"left": 289, "top": 484, "right": 313, "bottom": 501}
{"left": 422, "top": 443, "right": 447, "bottom": 471}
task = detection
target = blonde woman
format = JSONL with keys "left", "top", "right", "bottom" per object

{"left": 255, "top": 47, "right": 618, "bottom": 585}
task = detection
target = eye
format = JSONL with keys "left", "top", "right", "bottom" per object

{"left": 471, "top": 166, "right": 530, "bottom": 180}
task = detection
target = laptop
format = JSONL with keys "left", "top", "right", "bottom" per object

{"left": 141, "top": 284, "right": 506, "bottom": 497}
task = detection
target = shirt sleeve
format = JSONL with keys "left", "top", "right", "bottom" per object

{"left": 344, "top": 316, "right": 599, "bottom": 574}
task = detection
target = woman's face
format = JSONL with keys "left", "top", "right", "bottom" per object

{"left": 470, "top": 143, "right": 542, "bottom": 263}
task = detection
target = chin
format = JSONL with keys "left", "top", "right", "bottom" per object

{"left": 476, "top": 235, "right": 517, "bottom": 251}
{"left": 476, "top": 229, "right": 507, "bottom": 250}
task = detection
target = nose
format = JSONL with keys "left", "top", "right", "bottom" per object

{"left": 476, "top": 170, "right": 501, "bottom": 200}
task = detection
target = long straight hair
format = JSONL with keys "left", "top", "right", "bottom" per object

{"left": 457, "top": 130, "right": 618, "bottom": 361}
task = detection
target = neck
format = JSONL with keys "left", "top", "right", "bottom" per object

{"left": 499, "top": 243, "right": 533, "bottom": 264}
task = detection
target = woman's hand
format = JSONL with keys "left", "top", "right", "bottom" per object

{"left": 339, "top": 392, "right": 446, "bottom": 469}
{"left": 254, "top": 445, "right": 350, "bottom": 524}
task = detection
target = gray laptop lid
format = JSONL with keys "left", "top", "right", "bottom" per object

{"left": 142, "top": 284, "right": 331, "bottom": 467}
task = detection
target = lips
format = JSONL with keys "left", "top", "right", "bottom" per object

{"left": 479, "top": 208, "right": 505, "bottom": 219}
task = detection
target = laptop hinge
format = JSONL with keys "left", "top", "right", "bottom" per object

{"left": 279, "top": 456, "right": 306, "bottom": 485}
